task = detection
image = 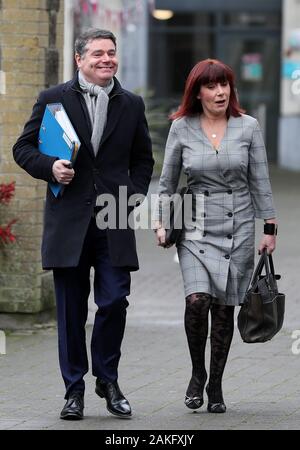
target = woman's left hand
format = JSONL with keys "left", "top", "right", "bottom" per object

{"left": 258, "top": 235, "right": 276, "bottom": 255}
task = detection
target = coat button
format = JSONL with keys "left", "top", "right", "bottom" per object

{"left": 202, "top": 212, "right": 206, "bottom": 217}
{"left": 204, "top": 190, "right": 209, "bottom": 196}
{"left": 203, "top": 232, "right": 206, "bottom": 237}
{"left": 227, "top": 234, "right": 232, "bottom": 239}
{"left": 86, "top": 200, "right": 92, "bottom": 205}
{"left": 224, "top": 254, "right": 230, "bottom": 259}
{"left": 227, "top": 189, "right": 232, "bottom": 194}
{"left": 199, "top": 250, "right": 205, "bottom": 254}
{"left": 227, "top": 212, "right": 233, "bottom": 217}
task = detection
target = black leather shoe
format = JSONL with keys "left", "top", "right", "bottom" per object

{"left": 206, "top": 385, "right": 226, "bottom": 413}
{"left": 185, "top": 395, "right": 204, "bottom": 410}
{"left": 184, "top": 373, "right": 207, "bottom": 410}
{"left": 95, "top": 379, "right": 132, "bottom": 418}
{"left": 60, "top": 391, "right": 84, "bottom": 420}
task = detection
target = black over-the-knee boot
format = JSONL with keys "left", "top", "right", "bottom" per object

{"left": 206, "top": 303, "right": 234, "bottom": 413}
{"left": 184, "top": 292, "right": 211, "bottom": 409}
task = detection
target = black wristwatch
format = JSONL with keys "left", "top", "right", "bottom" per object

{"left": 264, "top": 223, "right": 278, "bottom": 235}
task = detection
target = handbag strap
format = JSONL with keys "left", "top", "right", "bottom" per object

{"left": 262, "top": 250, "right": 275, "bottom": 277}
{"left": 268, "top": 252, "right": 275, "bottom": 275}
{"left": 251, "top": 249, "right": 275, "bottom": 286}
{"left": 251, "top": 253, "right": 265, "bottom": 283}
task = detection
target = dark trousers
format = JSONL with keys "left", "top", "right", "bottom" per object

{"left": 53, "top": 218, "right": 131, "bottom": 399}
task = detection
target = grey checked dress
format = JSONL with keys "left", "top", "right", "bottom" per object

{"left": 156, "top": 114, "right": 276, "bottom": 306}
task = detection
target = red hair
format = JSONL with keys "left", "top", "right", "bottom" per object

{"left": 171, "top": 58, "right": 245, "bottom": 120}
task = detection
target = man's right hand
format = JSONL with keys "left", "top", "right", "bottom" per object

{"left": 52, "top": 160, "right": 75, "bottom": 184}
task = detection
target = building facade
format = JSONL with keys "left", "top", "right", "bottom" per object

{"left": 279, "top": 0, "right": 300, "bottom": 169}
{"left": 0, "top": 0, "right": 299, "bottom": 327}
{"left": 146, "top": 0, "right": 300, "bottom": 168}
{"left": 148, "top": 0, "right": 280, "bottom": 162}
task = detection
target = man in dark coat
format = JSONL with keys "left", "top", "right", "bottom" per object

{"left": 13, "top": 28, "right": 154, "bottom": 420}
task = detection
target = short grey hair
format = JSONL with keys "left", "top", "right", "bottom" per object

{"left": 75, "top": 28, "right": 117, "bottom": 57}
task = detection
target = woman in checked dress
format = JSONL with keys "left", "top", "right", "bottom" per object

{"left": 154, "top": 59, "right": 277, "bottom": 413}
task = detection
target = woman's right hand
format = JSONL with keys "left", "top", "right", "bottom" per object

{"left": 156, "top": 227, "right": 173, "bottom": 248}
{"left": 156, "top": 227, "right": 167, "bottom": 247}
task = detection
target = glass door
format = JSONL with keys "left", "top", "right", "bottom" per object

{"left": 217, "top": 32, "right": 281, "bottom": 162}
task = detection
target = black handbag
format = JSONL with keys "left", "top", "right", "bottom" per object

{"left": 164, "top": 186, "right": 190, "bottom": 247}
{"left": 237, "top": 249, "right": 285, "bottom": 343}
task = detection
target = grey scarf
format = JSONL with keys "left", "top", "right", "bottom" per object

{"left": 78, "top": 71, "right": 114, "bottom": 155}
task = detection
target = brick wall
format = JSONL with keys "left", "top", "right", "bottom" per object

{"left": 0, "top": 0, "right": 64, "bottom": 322}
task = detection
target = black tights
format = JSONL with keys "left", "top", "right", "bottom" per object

{"left": 184, "top": 293, "right": 234, "bottom": 401}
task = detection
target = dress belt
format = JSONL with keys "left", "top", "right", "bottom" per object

{"left": 188, "top": 185, "right": 247, "bottom": 195}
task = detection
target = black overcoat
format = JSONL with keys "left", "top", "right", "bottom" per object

{"left": 13, "top": 74, "right": 154, "bottom": 270}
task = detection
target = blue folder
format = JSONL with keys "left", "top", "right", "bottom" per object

{"left": 38, "top": 103, "right": 81, "bottom": 197}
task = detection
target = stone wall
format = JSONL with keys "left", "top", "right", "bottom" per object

{"left": 0, "top": 0, "right": 64, "bottom": 328}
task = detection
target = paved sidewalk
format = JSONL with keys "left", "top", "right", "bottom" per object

{"left": 0, "top": 166, "right": 300, "bottom": 430}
